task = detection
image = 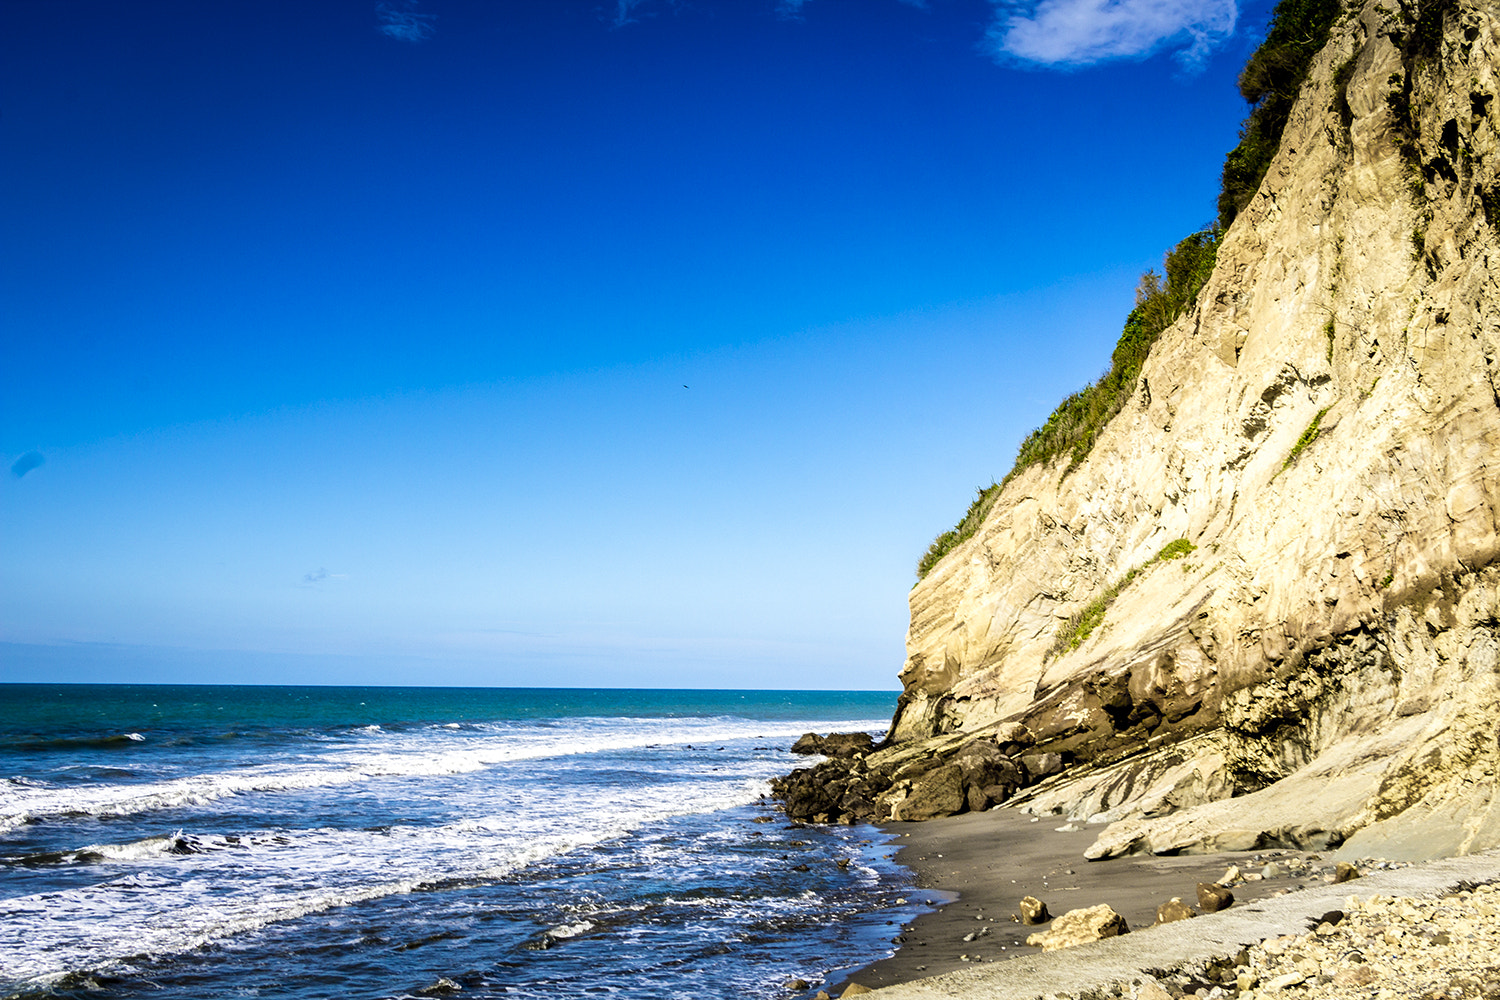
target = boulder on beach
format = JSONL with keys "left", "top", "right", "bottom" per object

{"left": 1154, "top": 897, "right": 1197, "bottom": 925}
{"left": 1018, "top": 895, "right": 1049, "bottom": 925}
{"left": 890, "top": 764, "right": 964, "bottom": 821}
{"left": 1024, "top": 903, "right": 1129, "bottom": 951}
{"left": 839, "top": 985, "right": 874, "bottom": 997}
{"left": 1196, "top": 882, "right": 1234, "bottom": 912}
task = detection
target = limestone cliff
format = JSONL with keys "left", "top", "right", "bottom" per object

{"left": 798, "top": 0, "right": 1500, "bottom": 860}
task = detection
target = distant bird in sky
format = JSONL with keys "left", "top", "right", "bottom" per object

{"left": 682, "top": 385, "right": 690, "bottom": 389}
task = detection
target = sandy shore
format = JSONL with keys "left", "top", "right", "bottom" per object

{"left": 827, "top": 808, "right": 1354, "bottom": 995}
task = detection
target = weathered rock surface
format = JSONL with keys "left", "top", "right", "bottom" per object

{"left": 790, "top": 732, "right": 876, "bottom": 758}
{"left": 770, "top": 726, "right": 1044, "bottom": 823}
{"left": 1197, "top": 882, "right": 1235, "bottom": 913}
{"left": 1019, "top": 895, "right": 1050, "bottom": 925}
{"left": 1025, "top": 904, "right": 1130, "bottom": 951}
{"left": 815, "top": 0, "right": 1500, "bottom": 861}
{"left": 1154, "top": 897, "right": 1197, "bottom": 925}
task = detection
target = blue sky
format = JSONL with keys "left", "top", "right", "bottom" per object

{"left": 2, "top": 0, "right": 1272, "bottom": 689}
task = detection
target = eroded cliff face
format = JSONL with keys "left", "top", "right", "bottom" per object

{"left": 885, "top": 0, "right": 1500, "bottom": 859}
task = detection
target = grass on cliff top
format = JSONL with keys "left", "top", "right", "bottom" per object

{"left": 1219, "top": 0, "right": 1345, "bottom": 227}
{"left": 1048, "top": 539, "right": 1197, "bottom": 658}
{"left": 914, "top": 230, "right": 1219, "bottom": 579}
{"left": 914, "top": 0, "right": 1346, "bottom": 582}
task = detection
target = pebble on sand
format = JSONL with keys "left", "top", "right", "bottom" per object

{"left": 1019, "top": 895, "right": 1050, "bottom": 925}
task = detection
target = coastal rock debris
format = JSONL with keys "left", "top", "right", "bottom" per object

{"left": 1154, "top": 897, "right": 1197, "bottom": 925}
{"left": 1024, "top": 903, "right": 1129, "bottom": 951}
{"left": 790, "top": 732, "right": 874, "bottom": 758}
{"left": 770, "top": 729, "right": 1041, "bottom": 824}
{"left": 1197, "top": 882, "right": 1234, "bottom": 913}
{"left": 1019, "top": 895, "right": 1050, "bottom": 925}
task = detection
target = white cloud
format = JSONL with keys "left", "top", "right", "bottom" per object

{"left": 376, "top": 1, "right": 436, "bottom": 43}
{"left": 988, "top": 0, "right": 1237, "bottom": 68}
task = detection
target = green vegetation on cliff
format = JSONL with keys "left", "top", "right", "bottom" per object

{"left": 914, "top": 0, "right": 1347, "bottom": 581}
{"left": 1219, "top": 0, "right": 1345, "bottom": 227}
{"left": 1049, "top": 539, "right": 1197, "bottom": 656}
{"left": 915, "top": 230, "right": 1219, "bottom": 578}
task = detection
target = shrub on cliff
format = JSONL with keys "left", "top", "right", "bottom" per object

{"left": 915, "top": 231, "right": 1219, "bottom": 579}
{"left": 1219, "top": 0, "right": 1345, "bottom": 227}
{"left": 915, "top": 0, "right": 1348, "bottom": 582}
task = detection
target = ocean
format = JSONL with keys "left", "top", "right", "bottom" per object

{"left": 0, "top": 685, "right": 920, "bottom": 999}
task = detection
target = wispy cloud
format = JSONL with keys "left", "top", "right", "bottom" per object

{"left": 376, "top": 0, "right": 436, "bottom": 43}
{"left": 302, "top": 568, "right": 350, "bottom": 585}
{"left": 987, "top": 0, "right": 1238, "bottom": 68}
{"left": 10, "top": 452, "right": 44, "bottom": 479}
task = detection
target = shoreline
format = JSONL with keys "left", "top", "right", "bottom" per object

{"left": 825, "top": 808, "right": 1375, "bottom": 996}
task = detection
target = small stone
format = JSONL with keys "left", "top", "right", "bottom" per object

{"left": 814, "top": 993, "right": 830, "bottom": 1000}
{"left": 1137, "top": 982, "right": 1173, "bottom": 1000}
{"left": 786, "top": 980, "right": 810, "bottom": 991}
{"left": 1155, "top": 897, "right": 1197, "bottom": 925}
{"left": 1261, "top": 862, "right": 1282, "bottom": 878}
{"left": 840, "top": 986, "right": 874, "bottom": 997}
{"left": 1019, "top": 895, "right": 1050, "bottom": 924}
{"left": 1220, "top": 865, "right": 1241, "bottom": 884}
{"left": 1332, "top": 966, "right": 1378, "bottom": 988}
{"left": 1197, "top": 882, "right": 1234, "bottom": 913}
{"left": 1263, "top": 971, "right": 1305, "bottom": 991}
{"left": 1236, "top": 972, "right": 1258, "bottom": 991}
{"left": 1333, "top": 862, "right": 1360, "bottom": 883}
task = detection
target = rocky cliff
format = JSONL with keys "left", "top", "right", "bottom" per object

{"left": 777, "top": 0, "right": 1500, "bottom": 861}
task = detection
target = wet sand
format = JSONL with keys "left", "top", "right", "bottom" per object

{"left": 830, "top": 809, "right": 1335, "bottom": 995}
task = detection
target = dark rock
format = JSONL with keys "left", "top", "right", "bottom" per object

{"left": 1196, "top": 882, "right": 1234, "bottom": 912}
{"left": 1019, "top": 895, "right": 1049, "bottom": 924}
{"left": 785, "top": 979, "right": 810, "bottom": 991}
{"left": 894, "top": 763, "right": 965, "bottom": 820}
{"left": 1155, "top": 897, "right": 1197, "bottom": 924}
{"left": 790, "top": 732, "right": 875, "bottom": 757}
{"left": 1020, "top": 752, "right": 1065, "bottom": 781}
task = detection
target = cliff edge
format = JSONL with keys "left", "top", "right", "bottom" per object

{"left": 777, "top": 0, "right": 1500, "bottom": 861}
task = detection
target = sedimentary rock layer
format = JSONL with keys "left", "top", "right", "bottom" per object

{"left": 780, "top": 0, "right": 1500, "bottom": 860}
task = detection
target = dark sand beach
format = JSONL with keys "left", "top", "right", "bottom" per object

{"left": 831, "top": 809, "right": 1341, "bottom": 995}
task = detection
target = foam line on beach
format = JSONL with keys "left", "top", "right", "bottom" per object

{"left": 858, "top": 851, "right": 1500, "bottom": 998}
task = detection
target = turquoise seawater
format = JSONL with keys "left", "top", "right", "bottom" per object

{"left": 0, "top": 685, "right": 916, "bottom": 1000}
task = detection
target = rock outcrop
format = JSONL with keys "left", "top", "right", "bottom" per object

{"left": 775, "top": 0, "right": 1500, "bottom": 860}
